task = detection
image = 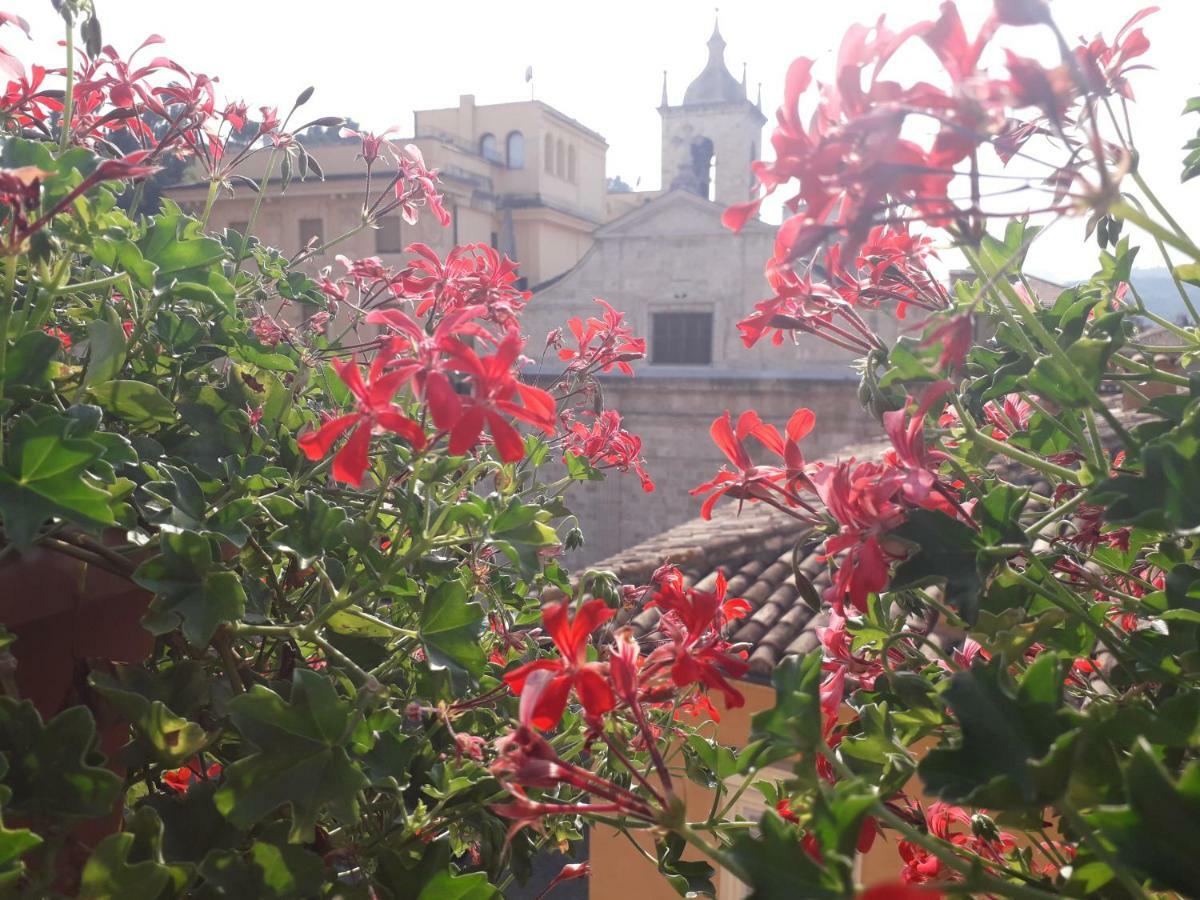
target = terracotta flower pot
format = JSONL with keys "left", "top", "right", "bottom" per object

{"left": 0, "top": 544, "right": 154, "bottom": 884}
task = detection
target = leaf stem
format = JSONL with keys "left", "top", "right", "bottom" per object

{"left": 59, "top": 22, "right": 74, "bottom": 152}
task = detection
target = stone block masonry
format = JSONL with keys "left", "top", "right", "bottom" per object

{"left": 562, "top": 374, "right": 883, "bottom": 566}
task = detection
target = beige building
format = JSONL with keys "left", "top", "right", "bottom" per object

{"left": 168, "top": 95, "right": 609, "bottom": 290}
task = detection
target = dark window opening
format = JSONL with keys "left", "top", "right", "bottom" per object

{"left": 690, "top": 135, "right": 714, "bottom": 200}
{"left": 506, "top": 131, "right": 525, "bottom": 169}
{"left": 652, "top": 311, "right": 713, "bottom": 365}
{"left": 480, "top": 133, "right": 502, "bottom": 164}
{"left": 299, "top": 217, "right": 324, "bottom": 249}
{"left": 374, "top": 215, "right": 404, "bottom": 253}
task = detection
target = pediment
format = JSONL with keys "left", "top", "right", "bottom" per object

{"left": 595, "top": 189, "right": 772, "bottom": 239}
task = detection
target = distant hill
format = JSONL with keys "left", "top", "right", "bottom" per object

{"left": 1130, "top": 267, "right": 1200, "bottom": 324}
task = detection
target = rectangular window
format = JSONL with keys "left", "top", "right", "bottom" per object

{"left": 374, "top": 215, "right": 404, "bottom": 254}
{"left": 299, "top": 217, "right": 324, "bottom": 249}
{"left": 652, "top": 311, "right": 713, "bottom": 365}
{"left": 229, "top": 220, "right": 249, "bottom": 236}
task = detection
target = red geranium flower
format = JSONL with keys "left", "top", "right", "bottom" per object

{"left": 503, "top": 598, "right": 616, "bottom": 730}
{"left": 556, "top": 299, "right": 646, "bottom": 377}
{"left": 692, "top": 409, "right": 815, "bottom": 519}
{"left": 297, "top": 354, "right": 426, "bottom": 486}
{"left": 442, "top": 329, "right": 556, "bottom": 462}
{"left": 644, "top": 569, "right": 750, "bottom": 708}
{"left": 162, "top": 757, "right": 222, "bottom": 794}
{"left": 812, "top": 459, "right": 907, "bottom": 614}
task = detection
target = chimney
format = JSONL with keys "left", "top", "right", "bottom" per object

{"left": 457, "top": 94, "right": 476, "bottom": 145}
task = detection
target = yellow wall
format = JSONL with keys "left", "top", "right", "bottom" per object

{"left": 166, "top": 97, "right": 608, "bottom": 288}
{"left": 589, "top": 681, "right": 908, "bottom": 900}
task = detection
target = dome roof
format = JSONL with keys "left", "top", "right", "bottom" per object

{"left": 682, "top": 21, "right": 746, "bottom": 106}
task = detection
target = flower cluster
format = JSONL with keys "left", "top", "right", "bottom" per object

{"left": 694, "top": 385, "right": 961, "bottom": 614}
{"left": 562, "top": 410, "right": 654, "bottom": 492}
{"left": 491, "top": 564, "right": 752, "bottom": 833}
{"left": 728, "top": 4, "right": 1154, "bottom": 358}
{"left": 552, "top": 299, "right": 646, "bottom": 378}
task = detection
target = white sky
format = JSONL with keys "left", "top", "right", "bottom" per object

{"left": 14, "top": 0, "right": 1200, "bottom": 281}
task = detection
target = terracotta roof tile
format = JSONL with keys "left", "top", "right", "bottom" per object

{"left": 588, "top": 409, "right": 1149, "bottom": 681}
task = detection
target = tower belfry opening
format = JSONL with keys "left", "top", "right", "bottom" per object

{"left": 659, "top": 13, "right": 766, "bottom": 209}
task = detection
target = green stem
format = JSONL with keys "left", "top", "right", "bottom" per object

{"left": 200, "top": 178, "right": 221, "bottom": 231}
{"left": 308, "top": 630, "right": 375, "bottom": 687}
{"left": 233, "top": 147, "right": 280, "bottom": 277}
{"left": 1112, "top": 201, "right": 1200, "bottom": 262}
{"left": 1060, "top": 801, "right": 1151, "bottom": 900}
{"left": 1130, "top": 171, "right": 1192, "bottom": 253}
{"left": 1024, "top": 491, "right": 1087, "bottom": 540}
{"left": 0, "top": 255, "right": 17, "bottom": 465}
{"left": 971, "top": 248, "right": 1138, "bottom": 450}
{"left": 1007, "top": 564, "right": 1150, "bottom": 683}
{"left": 1111, "top": 353, "right": 1190, "bottom": 387}
{"left": 952, "top": 397, "right": 1080, "bottom": 484}
{"left": 59, "top": 23, "right": 74, "bottom": 151}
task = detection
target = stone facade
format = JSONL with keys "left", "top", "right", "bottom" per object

{"left": 523, "top": 189, "right": 894, "bottom": 564}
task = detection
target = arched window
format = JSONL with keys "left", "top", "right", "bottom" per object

{"left": 479, "top": 133, "right": 500, "bottom": 163}
{"left": 688, "top": 135, "right": 715, "bottom": 201}
{"left": 506, "top": 131, "right": 524, "bottom": 169}
{"left": 556, "top": 139, "right": 566, "bottom": 178}
{"left": 567, "top": 145, "right": 577, "bottom": 183}
{"left": 544, "top": 134, "right": 554, "bottom": 173}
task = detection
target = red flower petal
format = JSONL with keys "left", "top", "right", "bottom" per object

{"left": 332, "top": 420, "right": 372, "bottom": 486}
{"left": 297, "top": 413, "right": 360, "bottom": 460}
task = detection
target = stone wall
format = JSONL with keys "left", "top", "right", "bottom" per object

{"left": 561, "top": 373, "right": 883, "bottom": 565}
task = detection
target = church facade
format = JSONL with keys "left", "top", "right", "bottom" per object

{"left": 522, "top": 22, "right": 889, "bottom": 563}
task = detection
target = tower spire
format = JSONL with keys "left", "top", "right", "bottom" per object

{"left": 661, "top": 70, "right": 669, "bottom": 107}
{"left": 708, "top": 8, "right": 725, "bottom": 59}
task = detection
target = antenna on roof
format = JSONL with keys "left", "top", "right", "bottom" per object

{"left": 525, "top": 65, "right": 534, "bottom": 101}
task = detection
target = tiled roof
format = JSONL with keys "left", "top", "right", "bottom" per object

{"left": 591, "top": 413, "right": 1144, "bottom": 680}
{"left": 595, "top": 437, "right": 888, "bottom": 679}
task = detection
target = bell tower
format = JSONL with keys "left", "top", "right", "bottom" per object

{"left": 659, "top": 14, "right": 766, "bottom": 207}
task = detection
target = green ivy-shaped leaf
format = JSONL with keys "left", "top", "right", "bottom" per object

{"left": 418, "top": 579, "right": 486, "bottom": 679}
{"left": 415, "top": 870, "right": 499, "bottom": 900}
{"left": 140, "top": 212, "right": 225, "bottom": 277}
{"left": 1085, "top": 739, "right": 1200, "bottom": 896}
{"left": 751, "top": 653, "right": 823, "bottom": 757}
{"left": 90, "top": 379, "right": 177, "bottom": 429}
{"left": 83, "top": 315, "right": 128, "bottom": 388}
{"left": 3, "top": 330, "right": 60, "bottom": 390}
{"left": 725, "top": 811, "right": 837, "bottom": 899}
{"left": 79, "top": 807, "right": 190, "bottom": 900}
{"left": 214, "top": 669, "right": 365, "bottom": 842}
{"left": 0, "top": 699, "right": 122, "bottom": 820}
{"left": 654, "top": 833, "right": 716, "bottom": 899}
{"left": 267, "top": 491, "right": 347, "bottom": 565}
{"left": 134, "top": 530, "right": 247, "bottom": 646}
{"left": 89, "top": 669, "right": 209, "bottom": 767}
{"left": 889, "top": 508, "right": 989, "bottom": 625}
{"left": 0, "top": 759, "right": 41, "bottom": 889}
{"left": 197, "top": 841, "right": 328, "bottom": 899}
{"left": 0, "top": 412, "right": 116, "bottom": 545}
{"left": 918, "top": 653, "right": 1075, "bottom": 809}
